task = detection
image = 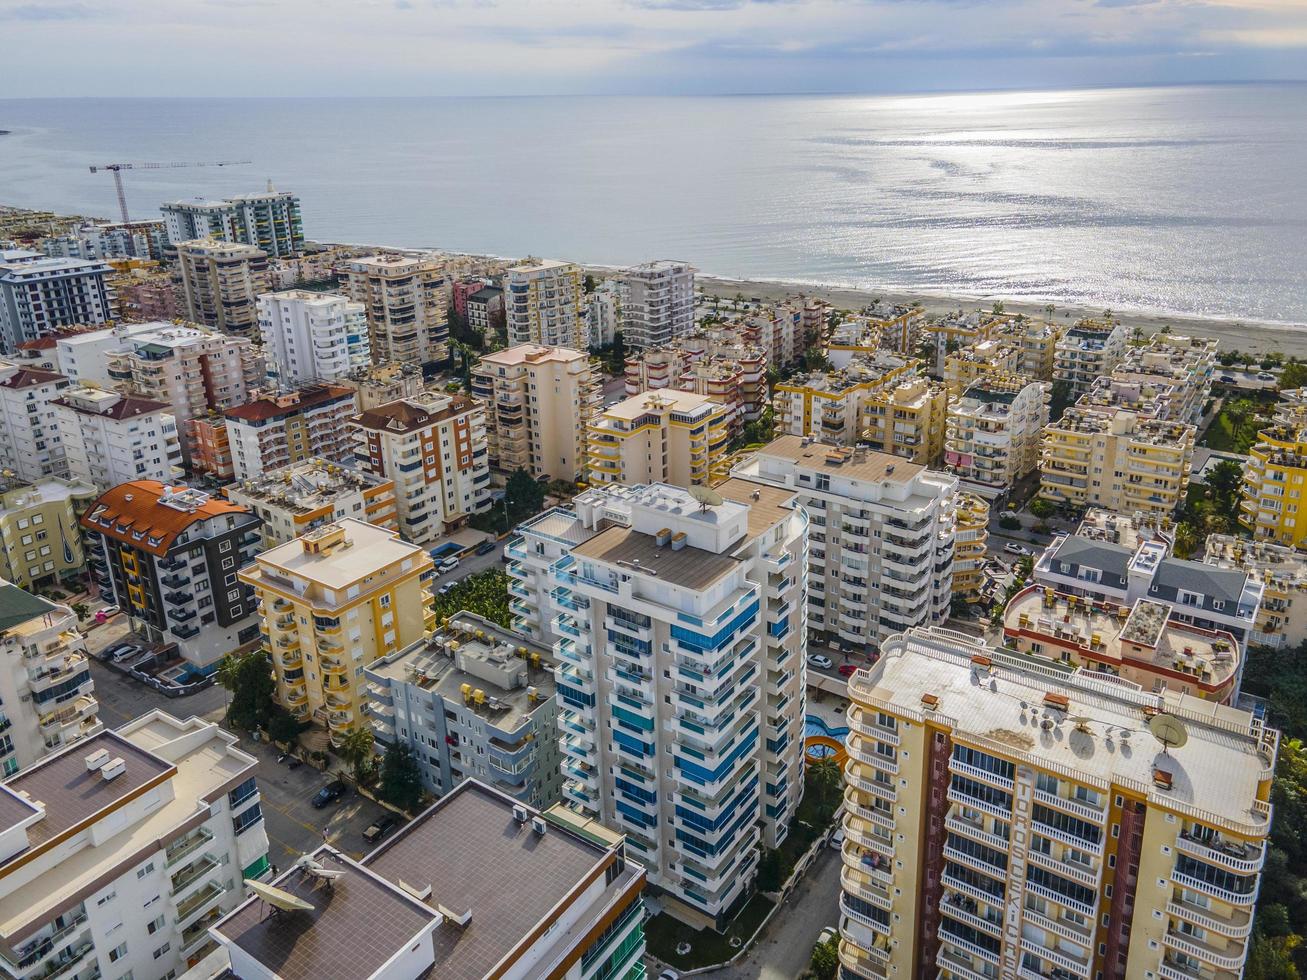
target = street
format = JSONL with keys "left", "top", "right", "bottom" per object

{"left": 432, "top": 545, "right": 504, "bottom": 589}
{"left": 700, "top": 846, "right": 844, "bottom": 979}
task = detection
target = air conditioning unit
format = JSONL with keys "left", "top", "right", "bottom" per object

{"left": 531, "top": 816, "right": 547, "bottom": 836}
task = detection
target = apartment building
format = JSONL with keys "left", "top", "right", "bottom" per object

{"left": 586, "top": 389, "right": 731, "bottom": 489}
{"left": 952, "top": 491, "right": 990, "bottom": 605}
{"left": 1204, "top": 534, "right": 1307, "bottom": 650}
{"left": 0, "top": 363, "right": 70, "bottom": 483}
{"left": 618, "top": 260, "right": 695, "bottom": 351}
{"left": 210, "top": 779, "right": 646, "bottom": 980}
{"left": 335, "top": 361, "right": 426, "bottom": 411}
{"left": 51, "top": 386, "right": 182, "bottom": 490}
{"left": 729, "top": 297, "right": 827, "bottom": 372}
{"left": 923, "top": 309, "right": 1013, "bottom": 374}
{"left": 1239, "top": 389, "right": 1307, "bottom": 546}
{"left": 773, "top": 355, "right": 921, "bottom": 445}
{"left": 1040, "top": 409, "right": 1196, "bottom": 518}
{"left": 41, "top": 219, "right": 168, "bottom": 262}
{"left": 0, "top": 711, "right": 271, "bottom": 980}
{"left": 1111, "top": 335, "right": 1217, "bottom": 425}
{"left": 504, "top": 258, "right": 586, "bottom": 348}
{"left": 187, "top": 416, "right": 237, "bottom": 481}
{"left": 998, "top": 316, "right": 1068, "bottom": 381}
{"left": 466, "top": 284, "right": 504, "bottom": 341}
{"left": 174, "top": 239, "right": 270, "bottom": 339}
{"left": 732, "top": 436, "right": 956, "bottom": 646}
{"left": 104, "top": 324, "right": 265, "bottom": 457}
{"left": 860, "top": 375, "right": 950, "bottom": 465}
{"left": 364, "top": 612, "right": 562, "bottom": 807}
{"left": 623, "top": 342, "right": 768, "bottom": 433}
{"left": 82, "top": 483, "right": 263, "bottom": 669}
{"left": 349, "top": 392, "right": 491, "bottom": 544}
{"left": 1054, "top": 317, "right": 1129, "bottom": 397}
{"left": 343, "top": 252, "right": 450, "bottom": 367}
{"left": 471, "top": 344, "right": 600, "bottom": 482}
{"left": 1033, "top": 527, "right": 1263, "bottom": 660}
{"left": 547, "top": 481, "right": 808, "bottom": 924}
{"left": 112, "top": 267, "right": 178, "bottom": 322}
{"left": 1076, "top": 376, "right": 1183, "bottom": 422}
{"left": 586, "top": 278, "right": 619, "bottom": 349}
{"left": 1003, "top": 585, "right": 1241, "bottom": 702}
{"left": 945, "top": 376, "right": 1050, "bottom": 497}
{"left": 257, "top": 289, "right": 370, "bottom": 385}
{"left": 52, "top": 322, "right": 159, "bottom": 385}
{"left": 226, "top": 457, "right": 397, "bottom": 547}
{"left": 827, "top": 304, "right": 924, "bottom": 363}
{"left": 839, "top": 627, "right": 1275, "bottom": 980}
{"left": 0, "top": 257, "right": 116, "bottom": 353}
{"left": 942, "top": 339, "right": 1020, "bottom": 396}
{"left": 0, "top": 583, "right": 99, "bottom": 775}
{"left": 241, "top": 519, "right": 434, "bottom": 740}
{"left": 223, "top": 384, "right": 357, "bottom": 482}
{"left": 0, "top": 479, "right": 96, "bottom": 590}
{"left": 161, "top": 188, "right": 303, "bottom": 257}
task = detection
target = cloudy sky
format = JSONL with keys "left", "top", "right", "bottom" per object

{"left": 4, "top": 0, "right": 1306, "bottom": 96}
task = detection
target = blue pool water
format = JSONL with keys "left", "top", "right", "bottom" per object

{"left": 805, "top": 715, "right": 850, "bottom": 758}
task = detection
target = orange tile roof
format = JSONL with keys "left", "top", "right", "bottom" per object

{"left": 79, "top": 481, "right": 251, "bottom": 557}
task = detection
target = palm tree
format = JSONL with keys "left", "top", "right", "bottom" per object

{"left": 339, "top": 726, "right": 375, "bottom": 784}
{"left": 809, "top": 755, "right": 843, "bottom": 810}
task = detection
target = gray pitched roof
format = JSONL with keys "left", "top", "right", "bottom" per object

{"left": 1154, "top": 558, "right": 1248, "bottom": 605}
{"left": 0, "top": 585, "right": 55, "bottom": 634}
{"left": 1051, "top": 536, "right": 1132, "bottom": 580}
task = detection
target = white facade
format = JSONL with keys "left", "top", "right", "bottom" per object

{"left": 618, "top": 260, "right": 695, "bottom": 351}
{"left": 223, "top": 386, "right": 358, "bottom": 482}
{"left": 0, "top": 586, "right": 100, "bottom": 776}
{"left": 51, "top": 386, "right": 182, "bottom": 489}
{"left": 162, "top": 190, "right": 303, "bottom": 258}
{"left": 944, "top": 377, "right": 1050, "bottom": 496}
{"left": 732, "top": 435, "right": 958, "bottom": 646}
{"left": 587, "top": 279, "right": 620, "bottom": 350}
{"left": 257, "top": 290, "right": 371, "bottom": 385}
{"left": 0, "top": 712, "right": 271, "bottom": 980}
{"left": 0, "top": 362, "right": 70, "bottom": 483}
{"left": 54, "top": 323, "right": 161, "bottom": 386}
{"left": 41, "top": 221, "right": 168, "bottom": 262}
{"left": 0, "top": 258, "right": 116, "bottom": 353}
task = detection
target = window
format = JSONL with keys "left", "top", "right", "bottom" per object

{"left": 136, "top": 861, "right": 155, "bottom": 879}
{"left": 152, "top": 943, "right": 170, "bottom": 960}
{"left": 109, "top": 943, "right": 128, "bottom": 962}
{"left": 147, "top": 914, "right": 166, "bottom": 934}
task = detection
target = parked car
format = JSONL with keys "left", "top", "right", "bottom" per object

{"left": 438, "top": 583, "right": 456, "bottom": 595}
{"left": 657, "top": 971, "right": 681, "bottom": 980}
{"left": 311, "top": 780, "right": 348, "bottom": 809}
{"left": 99, "top": 642, "right": 134, "bottom": 661}
{"left": 1004, "top": 542, "right": 1031, "bottom": 556}
{"left": 837, "top": 664, "right": 858, "bottom": 677}
{"left": 437, "top": 557, "right": 461, "bottom": 574}
{"left": 98, "top": 604, "right": 121, "bottom": 618}
{"left": 1258, "top": 372, "right": 1278, "bottom": 382}
{"left": 1219, "top": 375, "right": 1237, "bottom": 384}
{"left": 807, "top": 654, "right": 834, "bottom": 670}
{"left": 829, "top": 828, "right": 846, "bottom": 850}
{"left": 362, "top": 814, "right": 400, "bottom": 843}
{"left": 818, "top": 925, "right": 839, "bottom": 945}
{"left": 476, "top": 541, "right": 498, "bottom": 556}
{"left": 110, "top": 644, "right": 143, "bottom": 664}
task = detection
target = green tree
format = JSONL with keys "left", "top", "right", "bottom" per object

{"left": 378, "top": 743, "right": 425, "bottom": 812}
{"left": 71, "top": 602, "right": 89, "bottom": 621}
{"left": 808, "top": 937, "right": 839, "bottom": 980}
{"left": 756, "top": 848, "right": 783, "bottom": 891}
{"left": 267, "top": 707, "right": 302, "bottom": 745}
{"left": 1173, "top": 522, "right": 1200, "bottom": 558}
{"left": 1206, "top": 459, "right": 1245, "bottom": 520}
{"left": 998, "top": 515, "right": 1021, "bottom": 531}
{"left": 1048, "top": 380, "right": 1075, "bottom": 422}
{"left": 432, "top": 568, "right": 512, "bottom": 627}
{"left": 1281, "top": 363, "right": 1307, "bottom": 390}
{"left": 217, "top": 648, "right": 276, "bottom": 732}
{"left": 583, "top": 273, "right": 597, "bottom": 294}
{"left": 808, "top": 756, "right": 843, "bottom": 810}
{"left": 339, "top": 726, "right": 376, "bottom": 784}
{"left": 505, "top": 468, "right": 547, "bottom": 523}
{"left": 1029, "top": 498, "right": 1056, "bottom": 520}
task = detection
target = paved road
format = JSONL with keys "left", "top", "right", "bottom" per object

{"left": 700, "top": 846, "right": 844, "bottom": 980}
{"left": 433, "top": 547, "right": 506, "bottom": 590}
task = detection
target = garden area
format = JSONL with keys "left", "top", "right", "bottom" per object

{"left": 1202, "top": 393, "right": 1277, "bottom": 454}
{"left": 644, "top": 892, "right": 775, "bottom": 970}
{"left": 469, "top": 468, "right": 547, "bottom": 536}
{"left": 431, "top": 567, "right": 511, "bottom": 628}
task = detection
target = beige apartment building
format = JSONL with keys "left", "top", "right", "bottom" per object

{"left": 839, "top": 627, "right": 1275, "bottom": 980}
{"left": 174, "top": 239, "right": 270, "bottom": 338}
{"left": 225, "top": 456, "right": 398, "bottom": 547}
{"left": 586, "top": 389, "right": 731, "bottom": 488}
{"left": 343, "top": 252, "right": 450, "bottom": 366}
{"left": 1054, "top": 317, "right": 1129, "bottom": 397}
{"left": 503, "top": 258, "right": 586, "bottom": 348}
{"left": 335, "top": 360, "right": 426, "bottom": 410}
{"left": 945, "top": 376, "right": 1050, "bottom": 496}
{"left": 1041, "top": 408, "right": 1195, "bottom": 517}
{"left": 349, "top": 391, "right": 491, "bottom": 544}
{"left": 471, "top": 343, "right": 600, "bottom": 481}
{"left": 773, "top": 354, "right": 921, "bottom": 444}
{"left": 1111, "top": 334, "right": 1218, "bottom": 425}
{"left": 861, "top": 375, "right": 950, "bottom": 465}
{"left": 998, "top": 316, "right": 1068, "bottom": 381}
{"left": 0, "top": 478, "right": 97, "bottom": 589}
{"left": 942, "top": 339, "right": 1021, "bottom": 396}
{"left": 240, "top": 519, "right": 435, "bottom": 743}
{"left": 1205, "top": 533, "right": 1307, "bottom": 650}
{"left": 827, "top": 304, "right": 924, "bottom": 362}
{"left": 923, "top": 309, "right": 1014, "bottom": 373}
{"left": 222, "top": 384, "right": 358, "bottom": 481}
{"left": 953, "top": 491, "right": 990, "bottom": 604}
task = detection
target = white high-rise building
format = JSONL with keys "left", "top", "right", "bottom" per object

{"left": 0, "top": 257, "right": 117, "bottom": 353}
{"left": 0, "top": 711, "right": 271, "bottom": 980}
{"left": 504, "top": 259, "right": 585, "bottom": 349}
{"left": 257, "top": 290, "right": 371, "bottom": 385}
{"left": 533, "top": 481, "right": 808, "bottom": 925}
{"left": 50, "top": 385, "right": 182, "bottom": 489}
{"left": 0, "top": 362, "right": 71, "bottom": 483}
{"left": 732, "top": 435, "right": 958, "bottom": 647}
{"left": 619, "top": 260, "right": 695, "bottom": 351}
{"left": 161, "top": 189, "right": 303, "bottom": 257}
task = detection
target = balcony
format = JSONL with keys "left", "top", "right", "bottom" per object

{"left": 1171, "top": 870, "right": 1257, "bottom": 908}
{"left": 1019, "top": 935, "right": 1091, "bottom": 978}
{"left": 170, "top": 853, "right": 221, "bottom": 898}
{"left": 1167, "top": 897, "right": 1252, "bottom": 939}
{"left": 1032, "top": 788, "right": 1105, "bottom": 824}
{"left": 174, "top": 880, "right": 227, "bottom": 928}
{"left": 1163, "top": 929, "right": 1247, "bottom": 971}
{"left": 166, "top": 826, "right": 215, "bottom": 868}
{"left": 1175, "top": 834, "right": 1265, "bottom": 874}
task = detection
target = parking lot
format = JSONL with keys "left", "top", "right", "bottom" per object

{"left": 87, "top": 652, "right": 395, "bottom": 866}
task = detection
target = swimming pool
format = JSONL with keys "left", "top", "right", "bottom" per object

{"left": 804, "top": 714, "right": 850, "bottom": 762}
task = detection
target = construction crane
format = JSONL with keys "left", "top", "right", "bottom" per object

{"left": 88, "top": 160, "right": 252, "bottom": 223}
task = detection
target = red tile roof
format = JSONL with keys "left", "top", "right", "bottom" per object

{"left": 224, "top": 384, "right": 355, "bottom": 422}
{"left": 0, "top": 367, "right": 65, "bottom": 389}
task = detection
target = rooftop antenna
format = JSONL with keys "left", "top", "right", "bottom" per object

{"left": 246, "top": 879, "right": 314, "bottom": 922}
{"left": 689, "top": 485, "right": 724, "bottom": 513}
{"left": 1148, "top": 714, "right": 1189, "bottom": 756}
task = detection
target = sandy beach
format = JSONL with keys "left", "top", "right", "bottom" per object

{"left": 689, "top": 274, "right": 1307, "bottom": 360}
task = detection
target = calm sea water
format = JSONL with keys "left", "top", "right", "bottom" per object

{"left": 2, "top": 85, "right": 1305, "bottom": 323}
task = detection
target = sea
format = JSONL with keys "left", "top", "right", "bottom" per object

{"left": 2, "top": 83, "right": 1305, "bottom": 324}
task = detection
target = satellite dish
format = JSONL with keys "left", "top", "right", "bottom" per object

{"left": 689, "top": 485, "right": 724, "bottom": 511}
{"left": 1069, "top": 716, "right": 1094, "bottom": 734}
{"left": 295, "top": 856, "right": 345, "bottom": 882}
{"left": 1148, "top": 714, "right": 1189, "bottom": 755}
{"left": 246, "top": 879, "right": 315, "bottom": 912}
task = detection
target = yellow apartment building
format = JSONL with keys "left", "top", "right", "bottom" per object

{"left": 952, "top": 491, "right": 990, "bottom": 603}
{"left": 1240, "top": 409, "right": 1307, "bottom": 547}
{"left": 1041, "top": 408, "right": 1195, "bottom": 518}
{"left": 1205, "top": 533, "right": 1307, "bottom": 650}
{"left": 997, "top": 316, "right": 1068, "bottom": 381}
{"left": 773, "top": 355, "right": 921, "bottom": 445}
{"left": 239, "top": 518, "right": 434, "bottom": 744}
{"left": 942, "top": 339, "right": 1020, "bottom": 396}
{"left": 586, "top": 388, "right": 730, "bottom": 488}
{"left": 923, "top": 310, "right": 1015, "bottom": 374}
{"left": 860, "top": 375, "right": 950, "bottom": 465}
{"left": 840, "top": 627, "right": 1276, "bottom": 980}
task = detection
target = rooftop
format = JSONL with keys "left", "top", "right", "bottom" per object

{"left": 228, "top": 458, "right": 391, "bottom": 515}
{"left": 224, "top": 384, "right": 355, "bottom": 422}
{"left": 0, "top": 584, "right": 60, "bottom": 634}
{"left": 857, "top": 628, "right": 1276, "bottom": 833}
{"left": 573, "top": 524, "right": 741, "bottom": 592}
{"left": 713, "top": 476, "right": 801, "bottom": 547}
{"left": 1075, "top": 508, "right": 1174, "bottom": 552}
{"left": 250, "top": 518, "right": 428, "bottom": 593}
{"left": 600, "top": 388, "right": 720, "bottom": 422}
{"left": 753, "top": 434, "right": 925, "bottom": 486}
{"left": 80, "top": 481, "right": 252, "bottom": 557}
{"left": 51, "top": 385, "right": 170, "bottom": 420}
{"left": 351, "top": 392, "right": 477, "bottom": 434}
{"left": 477, "top": 343, "right": 588, "bottom": 367}
{"left": 1045, "top": 534, "right": 1133, "bottom": 581}
{"left": 0, "top": 363, "right": 65, "bottom": 389}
